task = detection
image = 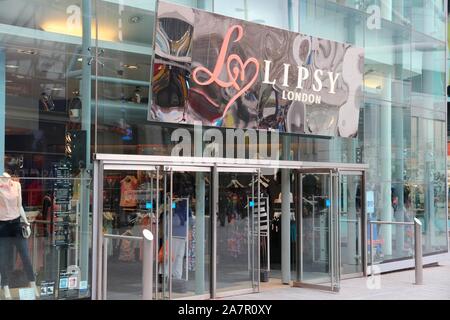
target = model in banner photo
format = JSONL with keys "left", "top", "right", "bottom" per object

{"left": 150, "top": 1, "right": 364, "bottom": 138}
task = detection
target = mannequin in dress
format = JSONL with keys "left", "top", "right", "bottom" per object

{"left": 0, "top": 172, "right": 38, "bottom": 299}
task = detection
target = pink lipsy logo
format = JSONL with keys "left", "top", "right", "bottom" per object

{"left": 192, "top": 25, "right": 260, "bottom": 119}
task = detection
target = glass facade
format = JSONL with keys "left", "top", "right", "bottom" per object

{"left": 0, "top": 0, "right": 447, "bottom": 300}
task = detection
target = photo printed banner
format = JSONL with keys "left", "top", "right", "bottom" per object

{"left": 150, "top": 1, "right": 364, "bottom": 137}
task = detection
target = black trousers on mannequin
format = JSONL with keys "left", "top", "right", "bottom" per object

{"left": 0, "top": 217, "right": 35, "bottom": 287}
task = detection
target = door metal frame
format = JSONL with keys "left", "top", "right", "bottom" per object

{"left": 213, "top": 167, "right": 260, "bottom": 298}
{"left": 293, "top": 167, "right": 367, "bottom": 291}
{"left": 92, "top": 154, "right": 368, "bottom": 299}
{"left": 93, "top": 159, "right": 260, "bottom": 300}
{"left": 293, "top": 169, "right": 339, "bottom": 292}
{"left": 93, "top": 162, "right": 161, "bottom": 299}
{"left": 338, "top": 170, "right": 366, "bottom": 279}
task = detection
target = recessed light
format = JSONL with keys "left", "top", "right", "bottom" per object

{"left": 123, "top": 64, "right": 138, "bottom": 70}
{"left": 77, "top": 57, "right": 83, "bottom": 62}
{"left": 17, "top": 49, "right": 37, "bottom": 55}
{"left": 129, "top": 16, "right": 141, "bottom": 24}
{"left": 52, "top": 88, "right": 64, "bottom": 91}
{"left": 6, "top": 65, "right": 19, "bottom": 69}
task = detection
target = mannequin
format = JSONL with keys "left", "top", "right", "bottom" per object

{"left": 0, "top": 172, "right": 38, "bottom": 299}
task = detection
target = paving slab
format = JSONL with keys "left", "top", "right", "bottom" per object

{"left": 222, "top": 255, "right": 450, "bottom": 300}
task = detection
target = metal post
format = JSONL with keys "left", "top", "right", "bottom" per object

{"left": 0, "top": 49, "right": 5, "bottom": 174}
{"left": 297, "top": 172, "right": 303, "bottom": 281}
{"left": 369, "top": 222, "right": 373, "bottom": 276}
{"left": 168, "top": 170, "right": 173, "bottom": 299}
{"left": 80, "top": 0, "right": 92, "bottom": 286}
{"left": 185, "top": 198, "right": 189, "bottom": 281}
{"left": 92, "top": 160, "right": 103, "bottom": 300}
{"left": 257, "top": 169, "right": 261, "bottom": 292}
{"left": 210, "top": 165, "right": 218, "bottom": 299}
{"left": 414, "top": 218, "right": 423, "bottom": 285}
{"left": 194, "top": 124, "right": 205, "bottom": 295}
{"left": 154, "top": 169, "right": 160, "bottom": 298}
{"left": 142, "top": 229, "right": 154, "bottom": 300}
{"left": 102, "top": 237, "right": 108, "bottom": 300}
{"left": 251, "top": 172, "right": 255, "bottom": 287}
{"left": 281, "top": 134, "right": 291, "bottom": 284}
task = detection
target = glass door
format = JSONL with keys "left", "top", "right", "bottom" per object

{"left": 339, "top": 171, "right": 364, "bottom": 278}
{"left": 294, "top": 170, "right": 340, "bottom": 291}
{"left": 99, "top": 165, "right": 160, "bottom": 300}
{"left": 160, "top": 166, "right": 211, "bottom": 299}
{"left": 215, "top": 168, "right": 260, "bottom": 296}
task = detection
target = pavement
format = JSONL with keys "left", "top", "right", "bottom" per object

{"left": 222, "top": 254, "right": 450, "bottom": 300}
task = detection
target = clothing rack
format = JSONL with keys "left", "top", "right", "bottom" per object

{"left": 227, "top": 178, "right": 245, "bottom": 189}
{"left": 172, "top": 197, "right": 189, "bottom": 281}
{"left": 248, "top": 175, "right": 270, "bottom": 189}
{"left": 247, "top": 195, "right": 270, "bottom": 274}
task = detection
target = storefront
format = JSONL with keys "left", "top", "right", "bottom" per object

{"left": 0, "top": 0, "right": 448, "bottom": 300}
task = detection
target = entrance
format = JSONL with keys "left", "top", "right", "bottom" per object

{"left": 339, "top": 171, "right": 364, "bottom": 278}
{"left": 91, "top": 157, "right": 261, "bottom": 300}
{"left": 91, "top": 154, "right": 366, "bottom": 299}
{"left": 216, "top": 168, "right": 260, "bottom": 296}
{"left": 293, "top": 169, "right": 365, "bottom": 291}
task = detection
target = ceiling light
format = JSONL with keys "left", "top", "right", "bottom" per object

{"left": 41, "top": 20, "right": 116, "bottom": 41}
{"left": 17, "top": 49, "right": 37, "bottom": 55}
{"left": 123, "top": 64, "right": 138, "bottom": 70}
{"left": 77, "top": 57, "right": 83, "bottom": 62}
{"left": 129, "top": 16, "right": 141, "bottom": 24}
{"left": 5, "top": 80, "right": 12, "bottom": 83}
{"left": 16, "top": 75, "right": 25, "bottom": 79}
{"left": 6, "top": 65, "right": 19, "bottom": 69}
{"left": 51, "top": 88, "right": 64, "bottom": 91}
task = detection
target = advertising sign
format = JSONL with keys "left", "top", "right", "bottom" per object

{"left": 150, "top": 1, "right": 364, "bottom": 137}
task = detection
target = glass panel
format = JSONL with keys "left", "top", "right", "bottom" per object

{"left": 267, "top": 169, "right": 297, "bottom": 281}
{"left": 369, "top": 223, "right": 414, "bottom": 264}
{"left": 102, "top": 168, "right": 159, "bottom": 300}
{"left": 339, "top": 174, "right": 363, "bottom": 275}
{"left": 299, "top": 0, "right": 365, "bottom": 46}
{"left": 94, "top": 0, "right": 156, "bottom": 155}
{"left": 411, "top": 0, "right": 446, "bottom": 42}
{"left": 163, "top": 170, "right": 211, "bottom": 299}
{"left": 217, "top": 171, "right": 257, "bottom": 293}
{"left": 0, "top": 0, "right": 93, "bottom": 300}
{"left": 0, "top": 175, "right": 92, "bottom": 300}
{"left": 300, "top": 172, "right": 332, "bottom": 285}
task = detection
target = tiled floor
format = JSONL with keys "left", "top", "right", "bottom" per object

{"left": 222, "top": 254, "right": 450, "bottom": 300}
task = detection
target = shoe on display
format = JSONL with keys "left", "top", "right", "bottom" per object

{"left": 2, "top": 286, "right": 12, "bottom": 300}
{"left": 30, "top": 281, "right": 40, "bottom": 298}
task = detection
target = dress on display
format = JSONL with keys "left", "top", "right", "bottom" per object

{"left": 120, "top": 176, "right": 138, "bottom": 208}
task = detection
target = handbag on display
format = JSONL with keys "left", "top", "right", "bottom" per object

{"left": 21, "top": 223, "right": 31, "bottom": 239}
{"left": 19, "top": 206, "right": 31, "bottom": 239}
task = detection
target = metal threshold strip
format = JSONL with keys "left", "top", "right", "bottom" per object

{"left": 94, "top": 154, "right": 369, "bottom": 171}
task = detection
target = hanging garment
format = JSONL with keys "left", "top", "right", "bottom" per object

{"left": 118, "top": 230, "right": 135, "bottom": 262}
{"left": 188, "top": 223, "right": 196, "bottom": 271}
{"left": 103, "top": 178, "right": 121, "bottom": 211}
{"left": 120, "top": 176, "right": 138, "bottom": 207}
{"left": 25, "top": 180, "right": 43, "bottom": 207}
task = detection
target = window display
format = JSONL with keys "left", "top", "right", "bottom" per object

{"left": 0, "top": 172, "right": 39, "bottom": 299}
